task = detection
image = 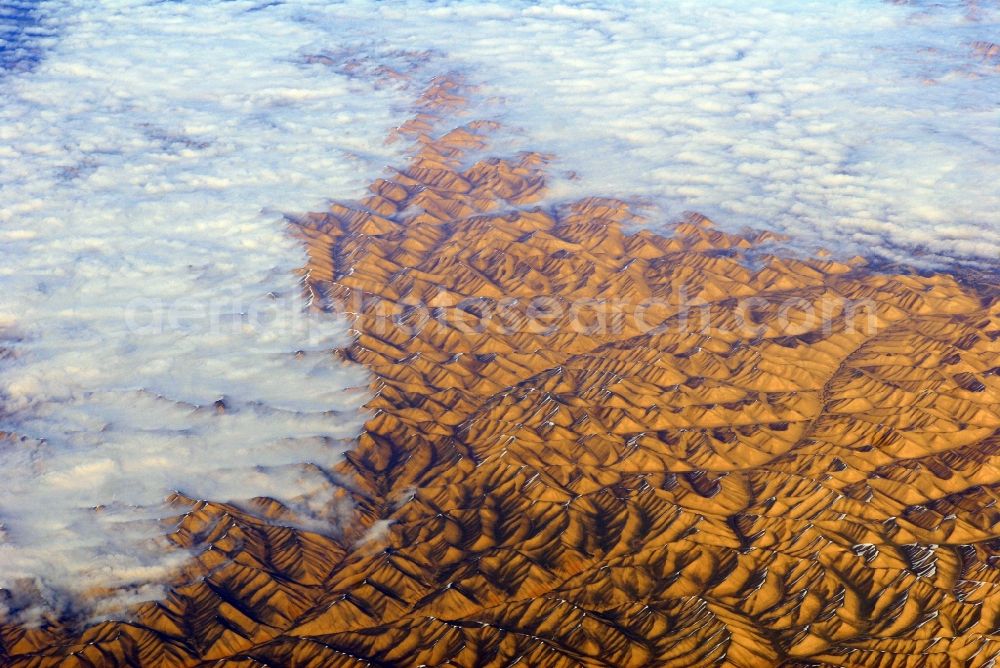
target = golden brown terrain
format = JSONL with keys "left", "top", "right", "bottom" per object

{"left": 3, "top": 74, "right": 1000, "bottom": 667}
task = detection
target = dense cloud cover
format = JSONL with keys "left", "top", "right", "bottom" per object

{"left": 354, "top": 0, "right": 1000, "bottom": 265}
{"left": 1, "top": 0, "right": 997, "bottom": 621}
{"left": 0, "top": 0, "right": 405, "bottom": 620}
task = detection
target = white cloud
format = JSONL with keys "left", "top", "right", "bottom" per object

{"left": 0, "top": 0, "right": 408, "bottom": 622}
{"left": 328, "top": 0, "right": 1000, "bottom": 266}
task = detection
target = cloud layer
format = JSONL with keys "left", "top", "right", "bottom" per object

{"left": 0, "top": 0, "right": 408, "bottom": 621}
{"left": 326, "top": 0, "right": 999, "bottom": 266}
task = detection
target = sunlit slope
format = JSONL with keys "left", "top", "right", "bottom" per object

{"left": 4, "top": 75, "right": 1000, "bottom": 667}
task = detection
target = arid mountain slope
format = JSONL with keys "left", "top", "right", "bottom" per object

{"left": 3, "top": 75, "right": 1000, "bottom": 667}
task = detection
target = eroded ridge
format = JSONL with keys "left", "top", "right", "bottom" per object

{"left": 4, "top": 75, "right": 1000, "bottom": 667}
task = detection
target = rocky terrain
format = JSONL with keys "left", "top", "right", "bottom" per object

{"left": 3, "top": 74, "right": 1000, "bottom": 667}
